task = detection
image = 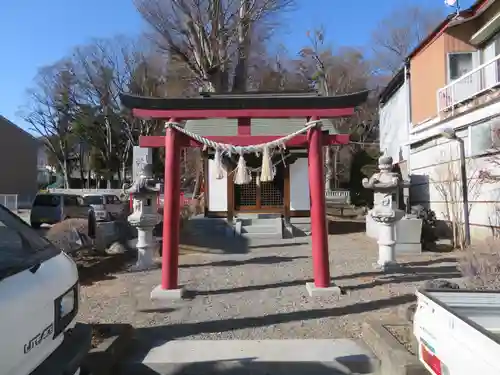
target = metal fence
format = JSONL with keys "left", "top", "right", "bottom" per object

{"left": 0, "top": 194, "right": 18, "bottom": 212}
{"left": 47, "top": 188, "right": 123, "bottom": 196}
{"left": 325, "top": 189, "right": 351, "bottom": 204}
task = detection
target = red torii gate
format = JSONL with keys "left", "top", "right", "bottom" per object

{"left": 120, "top": 91, "right": 369, "bottom": 298}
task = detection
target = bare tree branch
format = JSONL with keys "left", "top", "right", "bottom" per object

{"left": 135, "top": 0, "right": 295, "bottom": 93}
{"left": 370, "top": 4, "right": 444, "bottom": 74}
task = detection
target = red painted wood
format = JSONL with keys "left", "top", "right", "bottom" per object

{"left": 139, "top": 134, "right": 350, "bottom": 148}
{"left": 307, "top": 117, "right": 331, "bottom": 288}
{"left": 133, "top": 107, "right": 354, "bottom": 119}
{"left": 161, "top": 123, "right": 181, "bottom": 290}
{"left": 237, "top": 117, "right": 251, "bottom": 135}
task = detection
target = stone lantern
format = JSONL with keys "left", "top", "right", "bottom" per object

{"left": 127, "top": 163, "right": 160, "bottom": 271}
{"left": 362, "top": 155, "right": 405, "bottom": 271}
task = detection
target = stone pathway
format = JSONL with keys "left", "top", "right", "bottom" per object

{"left": 78, "top": 232, "right": 459, "bottom": 374}
{"left": 122, "top": 339, "right": 378, "bottom": 374}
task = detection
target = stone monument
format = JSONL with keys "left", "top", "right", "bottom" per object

{"left": 127, "top": 162, "right": 160, "bottom": 271}
{"left": 362, "top": 155, "right": 405, "bottom": 270}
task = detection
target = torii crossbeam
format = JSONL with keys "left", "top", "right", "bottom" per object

{"left": 120, "top": 90, "right": 369, "bottom": 299}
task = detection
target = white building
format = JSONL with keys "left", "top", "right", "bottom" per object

{"left": 379, "top": 0, "right": 500, "bottom": 241}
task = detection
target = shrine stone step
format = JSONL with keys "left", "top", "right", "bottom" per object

{"left": 239, "top": 217, "right": 283, "bottom": 239}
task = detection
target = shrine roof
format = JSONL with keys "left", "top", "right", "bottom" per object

{"left": 119, "top": 90, "right": 369, "bottom": 112}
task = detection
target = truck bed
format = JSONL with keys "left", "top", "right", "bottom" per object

{"left": 422, "top": 290, "right": 500, "bottom": 339}
{"left": 414, "top": 289, "right": 500, "bottom": 375}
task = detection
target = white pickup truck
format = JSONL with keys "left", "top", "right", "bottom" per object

{"left": 413, "top": 289, "right": 500, "bottom": 375}
{"left": 0, "top": 205, "right": 91, "bottom": 375}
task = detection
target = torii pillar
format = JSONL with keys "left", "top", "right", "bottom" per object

{"left": 305, "top": 117, "right": 341, "bottom": 297}
{"left": 151, "top": 119, "right": 184, "bottom": 300}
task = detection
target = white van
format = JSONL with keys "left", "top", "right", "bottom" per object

{"left": 0, "top": 204, "right": 91, "bottom": 374}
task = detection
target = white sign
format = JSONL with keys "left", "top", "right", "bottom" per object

{"left": 133, "top": 146, "right": 152, "bottom": 181}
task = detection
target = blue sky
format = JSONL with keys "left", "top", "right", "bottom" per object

{"left": 0, "top": 0, "right": 475, "bottom": 132}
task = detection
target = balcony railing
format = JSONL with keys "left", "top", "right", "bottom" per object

{"left": 437, "top": 53, "right": 500, "bottom": 114}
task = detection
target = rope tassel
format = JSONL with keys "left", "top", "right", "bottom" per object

{"left": 234, "top": 154, "right": 252, "bottom": 185}
{"left": 260, "top": 146, "right": 273, "bottom": 182}
{"left": 213, "top": 148, "right": 224, "bottom": 179}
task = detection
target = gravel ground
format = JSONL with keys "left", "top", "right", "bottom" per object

{"left": 78, "top": 230, "right": 460, "bottom": 345}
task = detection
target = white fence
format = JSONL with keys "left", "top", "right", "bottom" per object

{"left": 325, "top": 189, "right": 351, "bottom": 204}
{"left": 437, "top": 54, "right": 500, "bottom": 114}
{"left": 0, "top": 194, "right": 18, "bottom": 212}
{"left": 47, "top": 188, "right": 124, "bottom": 196}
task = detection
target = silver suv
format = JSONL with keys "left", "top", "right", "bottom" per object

{"left": 30, "top": 193, "right": 92, "bottom": 228}
{"left": 83, "top": 194, "right": 124, "bottom": 222}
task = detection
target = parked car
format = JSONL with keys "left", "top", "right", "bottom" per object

{"left": 30, "top": 193, "right": 93, "bottom": 229}
{"left": 0, "top": 204, "right": 91, "bottom": 374}
{"left": 83, "top": 193, "right": 124, "bottom": 222}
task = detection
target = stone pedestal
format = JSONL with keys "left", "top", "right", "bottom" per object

{"left": 377, "top": 223, "right": 395, "bottom": 267}
{"left": 366, "top": 215, "right": 423, "bottom": 255}
{"left": 129, "top": 213, "right": 157, "bottom": 271}
{"left": 371, "top": 210, "right": 405, "bottom": 270}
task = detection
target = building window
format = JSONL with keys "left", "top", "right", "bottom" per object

{"left": 448, "top": 53, "right": 474, "bottom": 82}
{"left": 481, "top": 33, "right": 500, "bottom": 89}
{"left": 470, "top": 119, "right": 500, "bottom": 156}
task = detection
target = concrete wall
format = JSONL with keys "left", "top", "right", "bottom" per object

{"left": 0, "top": 116, "right": 38, "bottom": 205}
{"left": 207, "top": 159, "right": 228, "bottom": 211}
{"left": 290, "top": 158, "right": 309, "bottom": 211}
{"left": 410, "top": 101, "right": 500, "bottom": 240}
{"left": 379, "top": 81, "right": 410, "bottom": 163}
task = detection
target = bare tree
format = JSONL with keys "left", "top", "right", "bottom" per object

{"left": 371, "top": 4, "right": 445, "bottom": 74}
{"left": 21, "top": 61, "right": 79, "bottom": 188}
{"left": 248, "top": 44, "right": 309, "bottom": 91}
{"left": 135, "top": 0, "right": 294, "bottom": 195}
{"left": 433, "top": 156, "right": 482, "bottom": 250}
{"left": 71, "top": 36, "right": 160, "bottom": 186}
{"left": 134, "top": 0, "right": 295, "bottom": 93}
{"left": 299, "top": 28, "right": 377, "bottom": 189}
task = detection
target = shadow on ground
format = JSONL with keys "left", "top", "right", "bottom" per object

{"left": 76, "top": 252, "right": 135, "bottom": 286}
{"left": 155, "top": 218, "right": 251, "bottom": 255}
{"left": 137, "top": 295, "right": 414, "bottom": 342}
{"left": 121, "top": 294, "right": 411, "bottom": 373}
{"left": 249, "top": 242, "right": 310, "bottom": 249}
{"left": 180, "top": 255, "right": 308, "bottom": 269}
{"left": 180, "top": 257, "right": 459, "bottom": 298}
{"left": 327, "top": 218, "right": 366, "bottom": 235}
{"left": 124, "top": 359, "right": 374, "bottom": 375}
{"left": 178, "top": 233, "right": 250, "bottom": 255}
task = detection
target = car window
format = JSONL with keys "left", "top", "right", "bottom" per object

{"left": 33, "top": 194, "right": 61, "bottom": 207}
{"left": 0, "top": 206, "right": 57, "bottom": 280}
{"left": 105, "top": 195, "right": 120, "bottom": 204}
{"left": 84, "top": 195, "right": 104, "bottom": 205}
{"left": 63, "top": 196, "right": 78, "bottom": 206}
